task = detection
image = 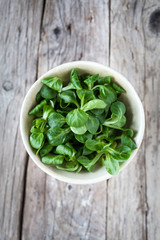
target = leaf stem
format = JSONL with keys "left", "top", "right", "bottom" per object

{"left": 80, "top": 93, "right": 85, "bottom": 108}
{"left": 87, "top": 152, "right": 104, "bottom": 170}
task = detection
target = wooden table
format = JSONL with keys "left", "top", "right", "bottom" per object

{"left": 0, "top": 0, "right": 160, "bottom": 239}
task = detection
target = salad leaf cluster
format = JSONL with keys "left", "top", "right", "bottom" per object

{"left": 29, "top": 69, "right": 137, "bottom": 175}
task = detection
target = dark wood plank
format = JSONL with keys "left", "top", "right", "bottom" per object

{"left": 22, "top": 0, "right": 109, "bottom": 240}
{"left": 0, "top": 0, "right": 44, "bottom": 239}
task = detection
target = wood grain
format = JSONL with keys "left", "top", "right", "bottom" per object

{"left": 107, "top": 0, "right": 147, "bottom": 239}
{"left": 0, "top": 0, "right": 44, "bottom": 239}
{"left": 22, "top": 1, "right": 109, "bottom": 240}
{"left": 0, "top": 0, "right": 160, "bottom": 239}
{"left": 142, "top": 1, "right": 160, "bottom": 239}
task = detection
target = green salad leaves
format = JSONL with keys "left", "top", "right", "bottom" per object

{"left": 29, "top": 69, "right": 137, "bottom": 175}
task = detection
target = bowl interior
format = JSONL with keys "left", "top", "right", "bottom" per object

{"left": 20, "top": 61, "right": 145, "bottom": 184}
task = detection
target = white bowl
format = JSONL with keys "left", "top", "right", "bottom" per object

{"left": 20, "top": 61, "right": 145, "bottom": 184}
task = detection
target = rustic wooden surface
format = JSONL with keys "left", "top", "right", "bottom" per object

{"left": 0, "top": 0, "right": 160, "bottom": 239}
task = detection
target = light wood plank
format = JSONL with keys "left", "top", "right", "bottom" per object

{"left": 107, "top": 1, "right": 147, "bottom": 239}
{"left": 22, "top": 0, "right": 109, "bottom": 240}
{"left": 0, "top": 0, "right": 44, "bottom": 239}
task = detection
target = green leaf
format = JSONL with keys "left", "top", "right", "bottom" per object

{"left": 94, "top": 85, "right": 117, "bottom": 105}
{"left": 121, "top": 134, "right": 137, "bottom": 150}
{"left": 56, "top": 145, "right": 75, "bottom": 157}
{"left": 75, "top": 132, "right": 93, "bottom": 143}
{"left": 107, "top": 145, "right": 132, "bottom": 161}
{"left": 90, "top": 108, "right": 104, "bottom": 115}
{"left": 82, "top": 152, "right": 104, "bottom": 171}
{"left": 111, "top": 101, "right": 126, "bottom": 118}
{"left": 43, "top": 105, "right": 54, "bottom": 120}
{"left": 80, "top": 74, "right": 91, "bottom": 81}
{"left": 29, "top": 100, "right": 47, "bottom": 115}
{"left": 97, "top": 76, "right": 111, "bottom": 85}
{"left": 30, "top": 126, "right": 40, "bottom": 134}
{"left": 103, "top": 101, "right": 126, "bottom": 128}
{"left": 102, "top": 126, "right": 117, "bottom": 139}
{"left": 84, "top": 74, "right": 99, "bottom": 89}
{"left": 77, "top": 156, "right": 92, "bottom": 172}
{"left": 63, "top": 131, "right": 74, "bottom": 144}
{"left": 123, "top": 129, "right": 134, "bottom": 137}
{"left": 33, "top": 118, "right": 45, "bottom": 129}
{"left": 56, "top": 108, "right": 70, "bottom": 115}
{"left": 76, "top": 165, "right": 83, "bottom": 173}
{"left": 112, "top": 82, "right": 126, "bottom": 93}
{"left": 56, "top": 161, "right": 79, "bottom": 172}
{"left": 82, "top": 146, "right": 93, "bottom": 155}
{"left": 59, "top": 90, "right": 79, "bottom": 107}
{"left": 49, "top": 99, "right": 55, "bottom": 108}
{"left": 62, "top": 83, "right": 75, "bottom": 91}
{"left": 40, "top": 85, "right": 57, "bottom": 100}
{"left": 104, "top": 115, "right": 126, "bottom": 128}
{"left": 46, "top": 127, "right": 70, "bottom": 146}
{"left": 103, "top": 116, "right": 126, "bottom": 128}
{"left": 30, "top": 132, "right": 44, "bottom": 149}
{"left": 40, "top": 144, "right": 53, "bottom": 157}
{"left": 102, "top": 124, "right": 134, "bottom": 137}
{"left": 96, "top": 112, "right": 106, "bottom": 124}
{"left": 42, "top": 77, "right": 62, "bottom": 91}
{"left": 48, "top": 112, "right": 66, "bottom": 128}
{"left": 42, "top": 154, "right": 64, "bottom": 164}
{"left": 71, "top": 125, "right": 87, "bottom": 135}
{"left": 77, "top": 89, "right": 95, "bottom": 103}
{"left": 85, "top": 139, "right": 104, "bottom": 152}
{"left": 70, "top": 69, "right": 82, "bottom": 90}
{"left": 115, "top": 116, "right": 126, "bottom": 127}
{"left": 66, "top": 109, "right": 88, "bottom": 127}
{"left": 104, "top": 153, "right": 119, "bottom": 175}
{"left": 115, "top": 145, "right": 132, "bottom": 161}
{"left": 36, "top": 91, "right": 43, "bottom": 103}
{"left": 65, "top": 142, "right": 77, "bottom": 156}
{"left": 86, "top": 115, "right": 99, "bottom": 134}
{"left": 82, "top": 99, "right": 106, "bottom": 112}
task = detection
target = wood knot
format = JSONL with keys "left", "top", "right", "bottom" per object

{"left": 17, "top": 26, "right": 21, "bottom": 34}
{"left": 149, "top": 9, "right": 160, "bottom": 34}
{"left": 3, "top": 81, "right": 13, "bottom": 91}
{"left": 68, "top": 184, "right": 72, "bottom": 190}
{"left": 53, "top": 27, "right": 61, "bottom": 38}
{"left": 78, "top": 52, "right": 83, "bottom": 60}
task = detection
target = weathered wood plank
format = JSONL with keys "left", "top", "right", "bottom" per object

{"left": 0, "top": 0, "right": 44, "bottom": 239}
{"left": 22, "top": 0, "right": 109, "bottom": 240}
{"left": 142, "top": 2, "right": 160, "bottom": 240}
{"left": 107, "top": 1, "right": 147, "bottom": 239}
{"left": 1, "top": 0, "right": 159, "bottom": 239}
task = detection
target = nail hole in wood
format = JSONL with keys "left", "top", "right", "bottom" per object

{"left": 67, "top": 23, "right": 71, "bottom": 35}
{"left": 88, "top": 11, "right": 94, "bottom": 23}
{"left": 149, "top": 9, "right": 160, "bottom": 34}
